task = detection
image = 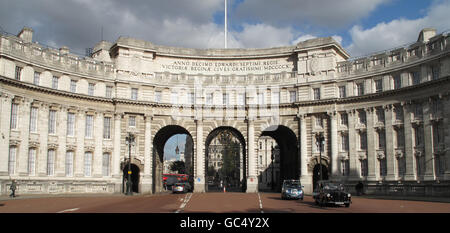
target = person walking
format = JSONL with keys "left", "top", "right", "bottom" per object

{"left": 10, "top": 180, "right": 17, "bottom": 198}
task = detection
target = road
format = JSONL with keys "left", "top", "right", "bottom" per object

{"left": 1, "top": 192, "right": 450, "bottom": 213}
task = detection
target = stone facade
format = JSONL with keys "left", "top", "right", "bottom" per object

{"left": 1, "top": 27, "right": 449, "bottom": 196}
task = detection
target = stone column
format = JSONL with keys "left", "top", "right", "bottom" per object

{"left": 247, "top": 116, "right": 258, "bottom": 193}
{"left": 141, "top": 113, "right": 153, "bottom": 194}
{"left": 194, "top": 118, "right": 205, "bottom": 192}
{"left": 328, "top": 111, "right": 339, "bottom": 179}
{"left": 93, "top": 112, "right": 103, "bottom": 177}
{"left": 0, "top": 93, "right": 13, "bottom": 176}
{"left": 444, "top": 96, "right": 450, "bottom": 180}
{"left": 385, "top": 105, "right": 396, "bottom": 181}
{"left": 366, "top": 107, "right": 377, "bottom": 181}
{"left": 403, "top": 103, "right": 416, "bottom": 181}
{"left": 18, "top": 98, "right": 31, "bottom": 176}
{"left": 423, "top": 100, "right": 436, "bottom": 180}
{"left": 348, "top": 110, "right": 359, "bottom": 179}
{"left": 38, "top": 103, "right": 49, "bottom": 176}
{"left": 298, "top": 114, "right": 312, "bottom": 194}
{"left": 112, "top": 113, "right": 122, "bottom": 179}
{"left": 74, "top": 109, "right": 85, "bottom": 177}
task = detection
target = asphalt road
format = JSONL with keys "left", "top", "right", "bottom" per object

{"left": 1, "top": 192, "right": 450, "bottom": 213}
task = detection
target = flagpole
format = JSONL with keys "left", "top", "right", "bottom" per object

{"left": 224, "top": 0, "right": 227, "bottom": 49}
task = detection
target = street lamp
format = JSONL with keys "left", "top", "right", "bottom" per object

{"left": 125, "top": 133, "right": 135, "bottom": 196}
{"left": 271, "top": 145, "right": 274, "bottom": 190}
{"left": 315, "top": 132, "right": 325, "bottom": 181}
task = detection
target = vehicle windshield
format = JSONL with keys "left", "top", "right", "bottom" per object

{"left": 284, "top": 181, "right": 301, "bottom": 188}
{"left": 322, "top": 183, "right": 344, "bottom": 190}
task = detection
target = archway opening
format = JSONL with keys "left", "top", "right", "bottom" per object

{"left": 122, "top": 163, "right": 140, "bottom": 193}
{"left": 313, "top": 164, "right": 329, "bottom": 191}
{"left": 260, "top": 125, "right": 299, "bottom": 192}
{"left": 153, "top": 125, "right": 193, "bottom": 193}
{"left": 205, "top": 127, "right": 246, "bottom": 192}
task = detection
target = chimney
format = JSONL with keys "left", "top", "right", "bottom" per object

{"left": 17, "top": 27, "right": 33, "bottom": 43}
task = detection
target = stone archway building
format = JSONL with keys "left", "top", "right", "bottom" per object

{"left": 1, "top": 27, "right": 450, "bottom": 196}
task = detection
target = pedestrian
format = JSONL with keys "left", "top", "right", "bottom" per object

{"left": 10, "top": 180, "right": 17, "bottom": 198}
{"left": 355, "top": 181, "right": 364, "bottom": 196}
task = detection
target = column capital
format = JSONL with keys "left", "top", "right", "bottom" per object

{"left": 327, "top": 110, "right": 337, "bottom": 117}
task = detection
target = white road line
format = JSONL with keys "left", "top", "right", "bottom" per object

{"left": 175, "top": 193, "right": 193, "bottom": 213}
{"left": 257, "top": 193, "right": 264, "bottom": 213}
{"left": 57, "top": 208, "right": 80, "bottom": 213}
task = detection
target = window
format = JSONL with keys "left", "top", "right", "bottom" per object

{"left": 103, "top": 116, "right": 111, "bottom": 139}
{"left": 70, "top": 80, "right": 77, "bottom": 93}
{"left": 398, "top": 156, "right": 406, "bottom": 177}
{"left": 342, "top": 160, "right": 350, "bottom": 176}
{"left": 9, "top": 146, "right": 17, "bottom": 175}
{"left": 411, "top": 72, "right": 420, "bottom": 85}
{"left": 188, "top": 92, "right": 195, "bottom": 105}
{"left": 340, "top": 113, "right": 348, "bottom": 126}
{"left": 359, "top": 132, "right": 367, "bottom": 150}
{"left": 106, "top": 86, "right": 113, "bottom": 98}
{"left": 48, "top": 110, "right": 56, "bottom": 134}
{"left": 414, "top": 104, "right": 423, "bottom": 119}
{"left": 359, "top": 111, "right": 366, "bottom": 125}
{"left": 29, "top": 107, "right": 38, "bottom": 132}
{"left": 415, "top": 126, "right": 423, "bottom": 146}
{"left": 154, "top": 91, "right": 162, "bottom": 102}
{"left": 338, "top": 86, "right": 346, "bottom": 98}
{"left": 341, "top": 134, "right": 349, "bottom": 151}
{"left": 84, "top": 152, "right": 93, "bottom": 177}
{"left": 238, "top": 93, "right": 245, "bottom": 105}
{"left": 396, "top": 128, "right": 404, "bottom": 148}
{"left": 171, "top": 92, "right": 178, "bottom": 104}
{"left": 361, "top": 159, "right": 368, "bottom": 177}
{"left": 315, "top": 116, "right": 323, "bottom": 128}
{"left": 88, "top": 83, "right": 95, "bottom": 96}
{"left": 258, "top": 92, "right": 265, "bottom": 105}
{"left": 131, "top": 88, "right": 138, "bottom": 100}
{"left": 289, "top": 91, "right": 297, "bottom": 103}
{"left": 223, "top": 93, "right": 229, "bottom": 105}
{"left": 378, "top": 130, "right": 385, "bottom": 149}
{"left": 67, "top": 112, "right": 75, "bottom": 136}
{"left": 395, "top": 107, "right": 403, "bottom": 121}
{"left": 374, "top": 79, "right": 383, "bottom": 93}
{"left": 52, "top": 76, "right": 59, "bottom": 89}
{"left": 379, "top": 157, "right": 387, "bottom": 177}
{"left": 431, "top": 65, "right": 440, "bottom": 80}
{"left": 10, "top": 103, "right": 19, "bottom": 130}
{"left": 271, "top": 92, "right": 280, "bottom": 105}
{"left": 206, "top": 93, "right": 213, "bottom": 105}
{"left": 356, "top": 83, "right": 364, "bottom": 96}
{"left": 47, "top": 149, "right": 55, "bottom": 176}
{"left": 33, "top": 71, "right": 40, "bottom": 85}
{"left": 129, "top": 116, "right": 136, "bottom": 127}
{"left": 313, "top": 88, "right": 320, "bottom": 100}
{"left": 15, "top": 66, "right": 22, "bottom": 80}
{"left": 376, "top": 108, "right": 384, "bottom": 123}
{"left": 102, "top": 153, "right": 110, "bottom": 176}
{"left": 66, "top": 151, "right": 74, "bottom": 177}
{"left": 85, "top": 115, "right": 94, "bottom": 138}
{"left": 393, "top": 75, "right": 401, "bottom": 89}
{"left": 28, "top": 148, "right": 36, "bottom": 176}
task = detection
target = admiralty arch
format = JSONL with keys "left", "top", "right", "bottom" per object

{"left": 0, "top": 27, "right": 449, "bottom": 196}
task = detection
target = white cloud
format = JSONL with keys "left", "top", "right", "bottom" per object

{"left": 346, "top": 0, "right": 450, "bottom": 57}
{"left": 292, "top": 34, "right": 317, "bottom": 44}
{"left": 231, "top": 24, "right": 295, "bottom": 48}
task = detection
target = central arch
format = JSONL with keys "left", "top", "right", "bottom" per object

{"left": 260, "top": 125, "right": 299, "bottom": 192}
{"left": 205, "top": 126, "right": 247, "bottom": 192}
{"left": 153, "top": 125, "right": 193, "bottom": 193}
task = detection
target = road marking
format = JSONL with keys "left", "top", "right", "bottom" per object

{"left": 175, "top": 193, "right": 192, "bottom": 213}
{"left": 57, "top": 208, "right": 79, "bottom": 213}
{"left": 257, "top": 193, "right": 264, "bottom": 213}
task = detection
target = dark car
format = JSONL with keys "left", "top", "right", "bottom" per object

{"left": 281, "top": 179, "right": 304, "bottom": 200}
{"left": 313, "top": 181, "right": 351, "bottom": 207}
{"left": 172, "top": 182, "right": 192, "bottom": 193}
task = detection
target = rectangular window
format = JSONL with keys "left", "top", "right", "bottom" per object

{"left": 395, "top": 107, "right": 403, "bottom": 121}
{"left": 431, "top": 65, "right": 440, "bottom": 80}
{"left": 378, "top": 131, "right": 385, "bottom": 149}
{"left": 52, "top": 76, "right": 59, "bottom": 89}
{"left": 103, "top": 116, "right": 111, "bottom": 139}
{"left": 10, "top": 103, "right": 19, "bottom": 130}
{"left": 129, "top": 116, "right": 136, "bottom": 127}
{"left": 84, "top": 152, "right": 92, "bottom": 177}
{"left": 48, "top": 110, "right": 56, "bottom": 134}
{"left": 340, "top": 113, "right": 348, "bottom": 126}
{"left": 85, "top": 115, "right": 93, "bottom": 138}
{"left": 131, "top": 88, "right": 138, "bottom": 100}
{"left": 289, "top": 91, "right": 297, "bottom": 103}
{"left": 106, "top": 86, "right": 113, "bottom": 98}
{"left": 15, "top": 66, "right": 22, "bottom": 80}
{"left": 154, "top": 91, "right": 162, "bottom": 103}
{"left": 359, "top": 111, "right": 366, "bottom": 125}
{"left": 33, "top": 71, "right": 40, "bottom": 85}
{"left": 88, "top": 83, "right": 95, "bottom": 96}
{"left": 28, "top": 148, "right": 36, "bottom": 176}
{"left": 206, "top": 93, "right": 213, "bottom": 105}
{"left": 315, "top": 116, "right": 323, "bottom": 128}
{"left": 9, "top": 146, "right": 17, "bottom": 175}
{"left": 258, "top": 92, "right": 265, "bottom": 105}
{"left": 356, "top": 83, "right": 364, "bottom": 96}
{"left": 271, "top": 92, "right": 280, "bottom": 105}
{"left": 70, "top": 80, "right": 77, "bottom": 93}
{"left": 238, "top": 93, "right": 245, "bottom": 105}
{"left": 222, "top": 93, "right": 229, "bottom": 106}
{"left": 313, "top": 88, "right": 320, "bottom": 100}
{"left": 29, "top": 107, "right": 38, "bottom": 132}
{"left": 67, "top": 112, "right": 75, "bottom": 136}
{"left": 361, "top": 159, "right": 368, "bottom": 177}
{"left": 396, "top": 128, "right": 404, "bottom": 148}
{"left": 380, "top": 158, "right": 387, "bottom": 176}
{"left": 66, "top": 151, "right": 74, "bottom": 177}
{"left": 102, "top": 153, "right": 110, "bottom": 176}
{"left": 375, "top": 79, "right": 383, "bottom": 93}
{"left": 415, "top": 126, "right": 423, "bottom": 146}
{"left": 393, "top": 75, "right": 401, "bottom": 89}
{"left": 188, "top": 92, "right": 195, "bottom": 105}
{"left": 47, "top": 149, "right": 55, "bottom": 176}
{"left": 342, "top": 160, "right": 350, "bottom": 176}
{"left": 411, "top": 72, "right": 420, "bottom": 85}
{"left": 171, "top": 92, "right": 178, "bottom": 104}
{"left": 341, "top": 134, "right": 349, "bottom": 151}
{"left": 376, "top": 108, "right": 385, "bottom": 123}
{"left": 338, "top": 86, "right": 346, "bottom": 98}
{"left": 359, "top": 132, "right": 367, "bottom": 150}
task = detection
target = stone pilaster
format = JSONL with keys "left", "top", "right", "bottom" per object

{"left": 298, "top": 114, "right": 312, "bottom": 194}
{"left": 141, "top": 113, "right": 153, "bottom": 194}
{"left": 385, "top": 105, "right": 396, "bottom": 181}
{"left": 0, "top": 93, "right": 13, "bottom": 175}
{"left": 194, "top": 118, "right": 205, "bottom": 192}
{"left": 246, "top": 116, "right": 258, "bottom": 193}
{"left": 328, "top": 111, "right": 339, "bottom": 179}
{"left": 57, "top": 106, "right": 68, "bottom": 177}
{"left": 347, "top": 110, "right": 360, "bottom": 179}
{"left": 93, "top": 112, "right": 103, "bottom": 177}
{"left": 423, "top": 100, "right": 436, "bottom": 180}
{"left": 37, "top": 103, "right": 49, "bottom": 176}
{"left": 18, "top": 98, "right": 31, "bottom": 176}
{"left": 112, "top": 113, "right": 122, "bottom": 178}
{"left": 403, "top": 103, "right": 416, "bottom": 181}
{"left": 444, "top": 95, "right": 450, "bottom": 180}
{"left": 366, "top": 107, "right": 377, "bottom": 181}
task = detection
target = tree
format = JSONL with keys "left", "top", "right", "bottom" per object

{"left": 169, "top": 160, "right": 186, "bottom": 174}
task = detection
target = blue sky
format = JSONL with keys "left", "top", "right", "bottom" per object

{"left": 1, "top": 0, "right": 449, "bottom": 57}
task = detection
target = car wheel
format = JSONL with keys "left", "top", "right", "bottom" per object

{"left": 345, "top": 203, "right": 350, "bottom": 208}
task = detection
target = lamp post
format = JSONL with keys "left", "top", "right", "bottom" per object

{"left": 271, "top": 145, "right": 274, "bottom": 190}
{"left": 125, "top": 133, "right": 135, "bottom": 196}
{"left": 315, "top": 132, "right": 325, "bottom": 181}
